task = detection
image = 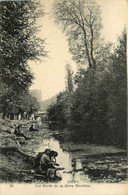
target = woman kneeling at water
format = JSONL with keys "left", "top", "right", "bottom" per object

{"left": 36, "top": 149, "right": 60, "bottom": 180}
{"left": 40, "top": 149, "right": 59, "bottom": 170}
{"left": 49, "top": 150, "right": 58, "bottom": 164}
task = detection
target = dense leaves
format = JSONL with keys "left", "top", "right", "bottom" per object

{"left": 48, "top": 29, "right": 127, "bottom": 148}
{"left": 49, "top": 0, "right": 127, "bottom": 148}
{"left": 0, "top": 0, "right": 46, "bottom": 91}
{"left": 1, "top": 89, "right": 40, "bottom": 118}
{"left": 0, "top": 1, "right": 47, "bottom": 116}
{"left": 65, "top": 64, "right": 74, "bottom": 93}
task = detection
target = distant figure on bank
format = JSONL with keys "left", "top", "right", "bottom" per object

{"left": 29, "top": 124, "right": 39, "bottom": 131}
{"left": 14, "top": 124, "right": 30, "bottom": 140}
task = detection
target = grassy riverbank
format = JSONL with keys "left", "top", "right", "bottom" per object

{"left": 0, "top": 119, "right": 50, "bottom": 183}
{"left": 53, "top": 130, "right": 127, "bottom": 183}
{"left": 53, "top": 130, "right": 126, "bottom": 154}
{"left": 0, "top": 119, "right": 127, "bottom": 183}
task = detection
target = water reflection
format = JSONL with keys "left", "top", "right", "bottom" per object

{"left": 35, "top": 137, "right": 90, "bottom": 183}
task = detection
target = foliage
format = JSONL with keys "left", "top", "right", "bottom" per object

{"left": 0, "top": 0, "right": 46, "bottom": 116}
{"left": 47, "top": 92, "right": 68, "bottom": 125}
{"left": 52, "top": 0, "right": 126, "bottom": 148}
{"left": 40, "top": 95, "right": 57, "bottom": 112}
{"left": 0, "top": 0, "right": 47, "bottom": 92}
{"left": 65, "top": 64, "right": 74, "bottom": 93}
{"left": 47, "top": 29, "right": 127, "bottom": 148}
{"left": 106, "top": 29, "right": 127, "bottom": 147}
{"left": 53, "top": 0, "right": 103, "bottom": 69}
{"left": 1, "top": 89, "right": 40, "bottom": 117}
{"left": 47, "top": 65, "right": 74, "bottom": 126}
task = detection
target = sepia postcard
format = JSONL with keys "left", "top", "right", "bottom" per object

{"left": 0, "top": 0, "right": 127, "bottom": 194}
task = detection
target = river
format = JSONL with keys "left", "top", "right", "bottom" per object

{"left": 32, "top": 122, "right": 126, "bottom": 183}
{"left": 34, "top": 136, "right": 90, "bottom": 183}
{"left": 0, "top": 120, "right": 126, "bottom": 183}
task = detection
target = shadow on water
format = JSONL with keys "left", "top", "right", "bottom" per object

{"left": 35, "top": 137, "right": 90, "bottom": 183}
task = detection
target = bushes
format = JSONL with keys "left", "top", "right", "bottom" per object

{"left": 47, "top": 30, "right": 127, "bottom": 148}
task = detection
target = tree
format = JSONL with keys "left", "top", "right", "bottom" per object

{"left": 0, "top": 0, "right": 47, "bottom": 116}
{"left": 1, "top": 91, "right": 40, "bottom": 119}
{"left": 47, "top": 93, "right": 66, "bottom": 125}
{"left": 0, "top": 0, "right": 47, "bottom": 92}
{"left": 65, "top": 64, "right": 74, "bottom": 93}
{"left": 70, "top": 28, "right": 127, "bottom": 147}
{"left": 53, "top": 0, "right": 103, "bottom": 69}
{"left": 18, "top": 92, "right": 40, "bottom": 117}
{"left": 106, "top": 29, "right": 127, "bottom": 147}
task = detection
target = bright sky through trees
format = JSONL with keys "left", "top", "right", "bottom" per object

{"left": 30, "top": 0, "right": 127, "bottom": 100}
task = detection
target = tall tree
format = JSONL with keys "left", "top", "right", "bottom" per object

{"left": 53, "top": 0, "right": 103, "bottom": 69}
{"left": 65, "top": 64, "right": 74, "bottom": 93}
{"left": 0, "top": 0, "right": 47, "bottom": 115}
{"left": 0, "top": 0, "right": 47, "bottom": 92}
{"left": 106, "top": 29, "right": 127, "bottom": 147}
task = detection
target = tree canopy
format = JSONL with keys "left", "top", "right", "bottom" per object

{"left": 47, "top": 28, "right": 127, "bottom": 148}
{"left": 53, "top": 0, "right": 103, "bottom": 69}
{"left": 0, "top": 0, "right": 47, "bottom": 116}
{"left": 0, "top": 0, "right": 47, "bottom": 92}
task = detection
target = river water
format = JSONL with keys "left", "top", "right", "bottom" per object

{"left": 35, "top": 136, "right": 90, "bottom": 184}
{"left": 32, "top": 122, "right": 126, "bottom": 183}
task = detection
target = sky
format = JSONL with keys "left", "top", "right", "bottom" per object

{"left": 29, "top": 0, "right": 127, "bottom": 101}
